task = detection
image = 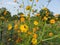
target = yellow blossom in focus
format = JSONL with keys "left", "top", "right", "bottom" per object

{"left": 26, "top": 5, "right": 31, "bottom": 10}
{"left": 34, "top": 21, "right": 38, "bottom": 25}
{"left": 20, "top": 24, "right": 28, "bottom": 33}
{"left": 50, "top": 19, "right": 55, "bottom": 24}
{"left": 8, "top": 24, "right": 12, "bottom": 30}
{"left": 31, "top": 38, "right": 37, "bottom": 45}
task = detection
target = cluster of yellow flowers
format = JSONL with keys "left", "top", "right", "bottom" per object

{"left": 8, "top": 24, "right": 29, "bottom": 33}
{"left": 31, "top": 33, "right": 38, "bottom": 44}
{"left": 6, "top": 13, "right": 57, "bottom": 45}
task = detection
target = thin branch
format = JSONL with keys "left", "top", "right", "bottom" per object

{"left": 42, "top": 34, "right": 60, "bottom": 41}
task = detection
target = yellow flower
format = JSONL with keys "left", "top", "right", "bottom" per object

{"left": 16, "top": 37, "right": 22, "bottom": 43}
{"left": 8, "top": 24, "right": 12, "bottom": 30}
{"left": 49, "top": 32, "right": 53, "bottom": 37}
{"left": 46, "top": 11, "right": 48, "bottom": 14}
{"left": 31, "top": 38, "right": 37, "bottom": 45}
{"left": 33, "top": 27, "right": 37, "bottom": 32}
{"left": 43, "top": 16, "right": 48, "bottom": 21}
{"left": 33, "top": 33, "right": 37, "bottom": 39}
{"left": 34, "top": 21, "right": 38, "bottom": 25}
{"left": 35, "top": 13, "right": 40, "bottom": 17}
{"left": 14, "top": 24, "right": 18, "bottom": 30}
{"left": 20, "top": 14, "right": 24, "bottom": 17}
{"left": 4, "top": 11, "right": 7, "bottom": 15}
{"left": 20, "top": 24, "right": 28, "bottom": 33}
{"left": 26, "top": 5, "right": 31, "bottom": 10}
{"left": 33, "top": 27, "right": 39, "bottom": 32}
{"left": 36, "top": 0, "right": 38, "bottom": 2}
{"left": 20, "top": 17, "right": 25, "bottom": 22}
{"left": 50, "top": 19, "right": 55, "bottom": 24}
{"left": 28, "top": 31, "right": 32, "bottom": 35}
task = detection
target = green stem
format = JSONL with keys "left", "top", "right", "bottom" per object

{"left": 22, "top": 0, "right": 26, "bottom": 15}
{"left": 28, "top": 0, "right": 34, "bottom": 30}
{"left": 29, "top": 0, "right": 34, "bottom": 14}
{"left": 37, "top": 21, "right": 46, "bottom": 44}
{"left": 42, "top": 34, "right": 60, "bottom": 41}
{"left": 41, "top": 21, "right": 46, "bottom": 40}
{"left": 38, "top": 34, "right": 60, "bottom": 44}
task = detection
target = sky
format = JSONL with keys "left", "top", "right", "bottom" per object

{"left": 0, "top": 0, "right": 60, "bottom": 16}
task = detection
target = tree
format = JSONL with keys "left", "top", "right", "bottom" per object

{"left": 12, "top": 15, "right": 18, "bottom": 20}
{"left": 39, "top": 7, "right": 55, "bottom": 23}
{"left": 0, "top": 8, "right": 11, "bottom": 21}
